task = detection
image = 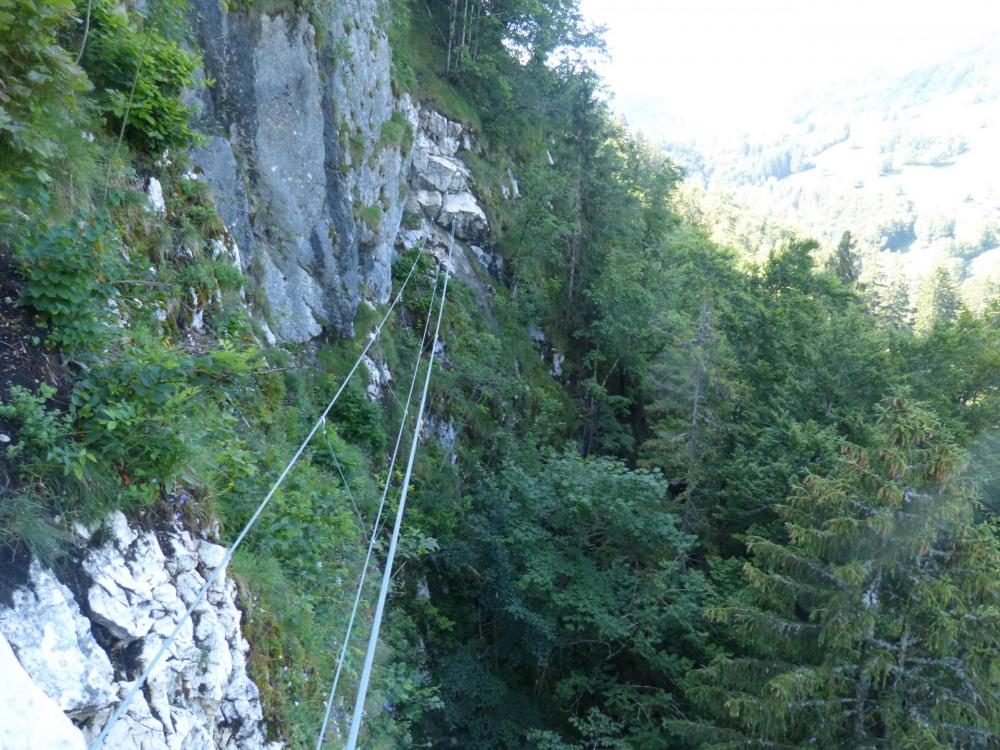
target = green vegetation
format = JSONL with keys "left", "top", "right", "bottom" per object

{"left": 378, "top": 111, "right": 415, "bottom": 153}
{"left": 373, "top": 2, "right": 1000, "bottom": 748}
{"left": 385, "top": 0, "right": 482, "bottom": 129}
{"left": 359, "top": 203, "right": 384, "bottom": 233}
{"left": 3, "top": 0, "right": 1000, "bottom": 749}
{"left": 679, "top": 396, "right": 1000, "bottom": 747}
{"left": 0, "top": 4, "right": 427, "bottom": 745}
{"left": 0, "top": 0, "right": 91, "bottom": 226}
{"left": 77, "top": 0, "right": 200, "bottom": 151}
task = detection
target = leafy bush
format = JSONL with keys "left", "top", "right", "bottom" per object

{"left": 0, "top": 385, "right": 66, "bottom": 464}
{"left": 0, "top": 0, "right": 91, "bottom": 220}
{"left": 69, "top": 339, "right": 255, "bottom": 484}
{"left": 0, "top": 384, "right": 95, "bottom": 480}
{"left": 329, "top": 385, "right": 386, "bottom": 454}
{"left": 175, "top": 257, "right": 244, "bottom": 297}
{"left": 78, "top": 0, "right": 200, "bottom": 151}
{"left": 17, "top": 216, "right": 119, "bottom": 351}
{"left": 70, "top": 347, "right": 199, "bottom": 484}
{"left": 173, "top": 175, "right": 225, "bottom": 238}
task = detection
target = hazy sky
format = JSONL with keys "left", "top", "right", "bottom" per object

{"left": 579, "top": 0, "right": 1000, "bottom": 141}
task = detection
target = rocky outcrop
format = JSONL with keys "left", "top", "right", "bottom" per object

{"left": 187, "top": 0, "right": 413, "bottom": 343}
{"left": 178, "top": 0, "right": 512, "bottom": 347}
{"left": 0, "top": 633, "right": 87, "bottom": 750}
{"left": 363, "top": 351, "right": 393, "bottom": 401}
{"left": 0, "top": 564, "right": 115, "bottom": 718}
{"left": 0, "top": 513, "right": 277, "bottom": 750}
{"left": 406, "top": 109, "right": 489, "bottom": 244}
{"left": 359, "top": 105, "right": 507, "bottom": 405}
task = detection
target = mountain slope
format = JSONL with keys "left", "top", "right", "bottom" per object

{"left": 672, "top": 41, "right": 1000, "bottom": 304}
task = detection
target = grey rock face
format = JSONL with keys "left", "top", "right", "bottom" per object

{"left": 192, "top": 137, "right": 253, "bottom": 268}
{"left": 184, "top": 2, "right": 505, "bottom": 345}
{"left": 326, "top": 4, "right": 413, "bottom": 304}
{"left": 83, "top": 512, "right": 184, "bottom": 643}
{"left": 146, "top": 177, "right": 166, "bottom": 214}
{"left": 188, "top": 0, "right": 413, "bottom": 342}
{"left": 363, "top": 352, "right": 393, "bottom": 401}
{"left": 398, "top": 106, "right": 500, "bottom": 292}
{"left": 0, "top": 512, "right": 278, "bottom": 750}
{"left": 441, "top": 191, "right": 488, "bottom": 240}
{"left": 192, "top": 6, "right": 351, "bottom": 342}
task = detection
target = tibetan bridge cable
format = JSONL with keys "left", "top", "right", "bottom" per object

{"left": 343, "top": 240, "right": 454, "bottom": 750}
{"left": 89, "top": 246, "right": 427, "bottom": 750}
{"left": 315, "top": 265, "right": 442, "bottom": 750}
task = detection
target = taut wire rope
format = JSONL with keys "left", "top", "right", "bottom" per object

{"left": 315, "top": 265, "right": 441, "bottom": 749}
{"left": 344, "top": 240, "right": 453, "bottom": 750}
{"left": 89, "top": 246, "right": 425, "bottom": 750}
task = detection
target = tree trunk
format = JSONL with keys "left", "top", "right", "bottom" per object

{"left": 471, "top": 0, "right": 481, "bottom": 60}
{"left": 446, "top": 0, "right": 459, "bottom": 76}
{"left": 458, "top": 0, "right": 470, "bottom": 73}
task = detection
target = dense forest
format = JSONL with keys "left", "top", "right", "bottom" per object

{"left": 2, "top": 0, "right": 1000, "bottom": 748}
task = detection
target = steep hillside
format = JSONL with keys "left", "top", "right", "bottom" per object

{"left": 672, "top": 41, "right": 1000, "bottom": 307}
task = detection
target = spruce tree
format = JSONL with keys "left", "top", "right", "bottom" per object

{"left": 677, "top": 394, "right": 1000, "bottom": 748}
{"left": 883, "top": 276, "right": 915, "bottom": 331}
{"left": 826, "top": 230, "right": 862, "bottom": 285}
{"left": 918, "top": 267, "right": 963, "bottom": 330}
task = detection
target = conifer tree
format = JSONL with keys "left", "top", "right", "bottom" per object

{"left": 918, "top": 267, "right": 963, "bottom": 330}
{"left": 826, "top": 230, "right": 862, "bottom": 285}
{"left": 883, "top": 275, "right": 915, "bottom": 331}
{"left": 677, "top": 394, "right": 1000, "bottom": 748}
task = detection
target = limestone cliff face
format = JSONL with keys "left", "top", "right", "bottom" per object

{"left": 184, "top": 0, "right": 505, "bottom": 344}
{"left": 0, "top": 513, "right": 277, "bottom": 750}
{"left": 188, "top": 0, "right": 411, "bottom": 342}
{"left": 397, "top": 105, "right": 508, "bottom": 299}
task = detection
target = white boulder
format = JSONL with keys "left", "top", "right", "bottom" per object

{"left": 0, "top": 562, "right": 115, "bottom": 717}
{"left": 0, "top": 632, "right": 86, "bottom": 750}
{"left": 441, "top": 191, "right": 489, "bottom": 241}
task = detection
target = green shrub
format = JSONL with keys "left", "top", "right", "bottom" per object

{"left": 0, "top": 0, "right": 91, "bottom": 225}
{"left": 0, "top": 384, "right": 67, "bottom": 463}
{"left": 329, "top": 385, "right": 386, "bottom": 454}
{"left": 348, "top": 132, "right": 366, "bottom": 164}
{"left": 17, "top": 216, "right": 119, "bottom": 351}
{"left": 78, "top": 0, "right": 200, "bottom": 151}
{"left": 175, "top": 257, "right": 243, "bottom": 297}
{"left": 378, "top": 111, "right": 414, "bottom": 153}
{"left": 174, "top": 175, "right": 225, "bottom": 237}
{"left": 69, "top": 339, "right": 260, "bottom": 486}
{"left": 71, "top": 344, "right": 199, "bottom": 483}
{"left": 402, "top": 210, "right": 422, "bottom": 229}
{"left": 0, "top": 384, "right": 96, "bottom": 481}
{"left": 359, "top": 204, "right": 383, "bottom": 233}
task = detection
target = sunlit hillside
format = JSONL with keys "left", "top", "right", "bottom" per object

{"left": 670, "top": 41, "right": 1000, "bottom": 307}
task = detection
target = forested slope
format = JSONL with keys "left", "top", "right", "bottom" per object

{"left": 2, "top": 0, "right": 1000, "bottom": 748}
{"left": 670, "top": 42, "right": 1000, "bottom": 321}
